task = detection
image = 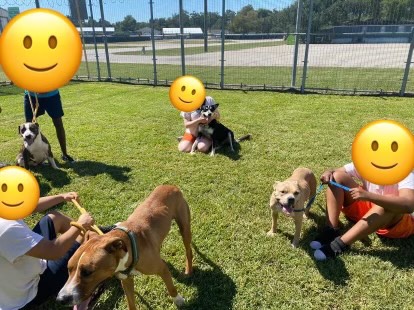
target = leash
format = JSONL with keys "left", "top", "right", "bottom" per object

{"left": 305, "top": 180, "right": 352, "bottom": 211}
{"left": 27, "top": 92, "right": 39, "bottom": 124}
{"left": 71, "top": 199, "right": 104, "bottom": 235}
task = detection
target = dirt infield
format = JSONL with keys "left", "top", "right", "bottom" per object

{"left": 82, "top": 41, "right": 411, "bottom": 68}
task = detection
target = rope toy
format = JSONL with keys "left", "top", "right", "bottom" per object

{"left": 27, "top": 93, "right": 39, "bottom": 124}
{"left": 71, "top": 199, "right": 104, "bottom": 235}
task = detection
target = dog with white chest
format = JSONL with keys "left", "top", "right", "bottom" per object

{"left": 191, "top": 98, "right": 236, "bottom": 156}
{"left": 16, "top": 122, "right": 58, "bottom": 169}
{"left": 268, "top": 167, "right": 317, "bottom": 247}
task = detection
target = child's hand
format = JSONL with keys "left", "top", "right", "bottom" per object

{"left": 61, "top": 192, "right": 79, "bottom": 202}
{"left": 349, "top": 187, "right": 370, "bottom": 201}
{"left": 198, "top": 117, "right": 208, "bottom": 124}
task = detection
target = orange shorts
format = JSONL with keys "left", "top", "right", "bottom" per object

{"left": 181, "top": 132, "right": 196, "bottom": 143}
{"left": 342, "top": 200, "right": 414, "bottom": 238}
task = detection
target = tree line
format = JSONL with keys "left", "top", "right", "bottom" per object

{"left": 71, "top": 0, "right": 414, "bottom": 34}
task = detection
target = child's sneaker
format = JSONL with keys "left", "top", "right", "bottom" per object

{"left": 310, "top": 226, "right": 340, "bottom": 250}
{"left": 314, "top": 237, "right": 349, "bottom": 261}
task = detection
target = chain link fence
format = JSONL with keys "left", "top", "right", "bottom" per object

{"left": 0, "top": 0, "right": 413, "bottom": 95}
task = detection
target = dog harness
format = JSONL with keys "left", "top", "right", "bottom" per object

{"left": 113, "top": 225, "right": 140, "bottom": 277}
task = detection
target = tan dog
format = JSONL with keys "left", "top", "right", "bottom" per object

{"left": 267, "top": 168, "right": 316, "bottom": 247}
{"left": 57, "top": 185, "right": 193, "bottom": 310}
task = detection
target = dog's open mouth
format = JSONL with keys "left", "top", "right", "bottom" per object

{"left": 2, "top": 201, "right": 23, "bottom": 207}
{"left": 279, "top": 204, "right": 293, "bottom": 215}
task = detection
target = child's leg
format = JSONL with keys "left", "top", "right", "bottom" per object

{"left": 197, "top": 137, "right": 212, "bottom": 153}
{"left": 326, "top": 171, "right": 360, "bottom": 228}
{"left": 341, "top": 202, "right": 404, "bottom": 245}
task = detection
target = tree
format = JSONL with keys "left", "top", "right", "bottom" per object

{"left": 229, "top": 5, "right": 260, "bottom": 33}
{"left": 119, "top": 15, "right": 137, "bottom": 32}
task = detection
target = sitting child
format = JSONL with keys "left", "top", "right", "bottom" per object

{"left": 178, "top": 96, "right": 220, "bottom": 153}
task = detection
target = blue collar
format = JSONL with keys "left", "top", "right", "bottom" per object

{"left": 113, "top": 225, "right": 139, "bottom": 276}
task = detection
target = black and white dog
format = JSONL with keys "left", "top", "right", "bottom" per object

{"left": 16, "top": 122, "right": 59, "bottom": 169}
{"left": 191, "top": 98, "right": 236, "bottom": 156}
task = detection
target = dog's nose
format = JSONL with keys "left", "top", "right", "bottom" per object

{"left": 56, "top": 293, "right": 74, "bottom": 305}
{"left": 288, "top": 197, "right": 295, "bottom": 205}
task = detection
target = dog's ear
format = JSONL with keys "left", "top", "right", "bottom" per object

{"left": 105, "top": 238, "right": 126, "bottom": 253}
{"left": 84, "top": 230, "right": 99, "bottom": 242}
{"left": 216, "top": 103, "right": 219, "bottom": 108}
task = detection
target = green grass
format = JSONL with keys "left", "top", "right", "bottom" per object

{"left": 113, "top": 40, "right": 285, "bottom": 56}
{"left": 70, "top": 62, "right": 413, "bottom": 94}
{"left": 1, "top": 82, "right": 414, "bottom": 309}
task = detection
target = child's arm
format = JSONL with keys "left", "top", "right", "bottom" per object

{"left": 35, "top": 192, "right": 79, "bottom": 213}
{"left": 350, "top": 188, "right": 414, "bottom": 214}
{"left": 184, "top": 117, "right": 208, "bottom": 128}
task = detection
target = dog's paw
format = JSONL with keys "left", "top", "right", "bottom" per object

{"left": 266, "top": 230, "right": 277, "bottom": 237}
{"left": 291, "top": 241, "right": 299, "bottom": 248}
{"left": 173, "top": 294, "right": 185, "bottom": 307}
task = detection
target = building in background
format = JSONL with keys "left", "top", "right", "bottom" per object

{"left": 0, "top": 7, "right": 9, "bottom": 33}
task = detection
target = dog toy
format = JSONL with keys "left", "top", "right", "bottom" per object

{"left": 71, "top": 199, "right": 104, "bottom": 235}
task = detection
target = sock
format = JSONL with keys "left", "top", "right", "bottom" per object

{"left": 314, "top": 236, "right": 349, "bottom": 261}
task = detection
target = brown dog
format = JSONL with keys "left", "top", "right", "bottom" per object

{"left": 267, "top": 168, "right": 316, "bottom": 247}
{"left": 57, "top": 185, "right": 193, "bottom": 309}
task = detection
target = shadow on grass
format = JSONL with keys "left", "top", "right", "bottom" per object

{"left": 0, "top": 84, "right": 21, "bottom": 96}
{"left": 169, "top": 243, "right": 236, "bottom": 310}
{"left": 62, "top": 160, "right": 132, "bottom": 182}
{"left": 361, "top": 237, "right": 414, "bottom": 269}
{"left": 300, "top": 206, "right": 350, "bottom": 286}
{"left": 31, "top": 165, "right": 71, "bottom": 189}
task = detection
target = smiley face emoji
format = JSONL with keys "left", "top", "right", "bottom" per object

{"left": 169, "top": 75, "right": 206, "bottom": 112}
{"left": 0, "top": 8, "right": 82, "bottom": 93}
{"left": 352, "top": 120, "right": 414, "bottom": 185}
{"left": 0, "top": 166, "right": 40, "bottom": 220}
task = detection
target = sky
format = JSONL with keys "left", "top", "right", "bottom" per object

{"left": 1, "top": 0, "right": 294, "bottom": 23}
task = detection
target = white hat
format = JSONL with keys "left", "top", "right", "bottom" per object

{"left": 203, "top": 96, "right": 216, "bottom": 107}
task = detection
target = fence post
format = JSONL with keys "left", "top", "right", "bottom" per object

{"left": 204, "top": 0, "right": 208, "bottom": 52}
{"left": 291, "top": 0, "right": 303, "bottom": 88}
{"left": 220, "top": 0, "right": 225, "bottom": 89}
{"left": 179, "top": 0, "right": 186, "bottom": 76}
{"left": 149, "top": 0, "right": 158, "bottom": 85}
{"left": 301, "top": 0, "right": 314, "bottom": 93}
{"left": 400, "top": 28, "right": 414, "bottom": 96}
{"left": 98, "top": 0, "right": 112, "bottom": 80}
{"left": 88, "top": 0, "right": 101, "bottom": 81}
{"left": 35, "top": 0, "right": 40, "bottom": 8}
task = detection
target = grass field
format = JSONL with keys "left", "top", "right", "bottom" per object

{"left": 1, "top": 82, "right": 414, "bottom": 309}
{"left": 69, "top": 62, "right": 412, "bottom": 94}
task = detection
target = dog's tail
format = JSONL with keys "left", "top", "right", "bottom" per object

{"left": 236, "top": 134, "right": 252, "bottom": 143}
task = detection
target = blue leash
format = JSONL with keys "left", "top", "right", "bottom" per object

{"left": 305, "top": 181, "right": 351, "bottom": 210}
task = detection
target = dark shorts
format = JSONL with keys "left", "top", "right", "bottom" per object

{"left": 22, "top": 215, "right": 80, "bottom": 308}
{"left": 24, "top": 93, "right": 64, "bottom": 122}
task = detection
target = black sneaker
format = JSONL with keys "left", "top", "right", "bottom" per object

{"left": 314, "top": 236, "right": 349, "bottom": 261}
{"left": 61, "top": 154, "right": 75, "bottom": 162}
{"left": 310, "top": 226, "right": 340, "bottom": 250}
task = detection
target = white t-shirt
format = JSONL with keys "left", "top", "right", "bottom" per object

{"left": 0, "top": 219, "right": 47, "bottom": 310}
{"left": 180, "top": 110, "right": 201, "bottom": 121}
{"left": 344, "top": 162, "right": 414, "bottom": 195}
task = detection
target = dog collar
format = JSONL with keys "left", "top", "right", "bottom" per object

{"left": 113, "top": 225, "right": 139, "bottom": 276}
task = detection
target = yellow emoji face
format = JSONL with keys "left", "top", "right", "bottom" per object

{"left": 0, "top": 166, "right": 40, "bottom": 220}
{"left": 352, "top": 120, "right": 414, "bottom": 185}
{"left": 169, "top": 75, "right": 206, "bottom": 112}
{"left": 0, "top": 8, "right": 82, "bottom": 93}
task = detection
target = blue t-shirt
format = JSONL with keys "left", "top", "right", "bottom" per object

{"left": 25, "top": 89, "right": 59, "bottom": 98}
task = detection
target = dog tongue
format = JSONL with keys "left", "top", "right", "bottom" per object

{"left": 282, "top": 206, "right": 291, "bottom": 215}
